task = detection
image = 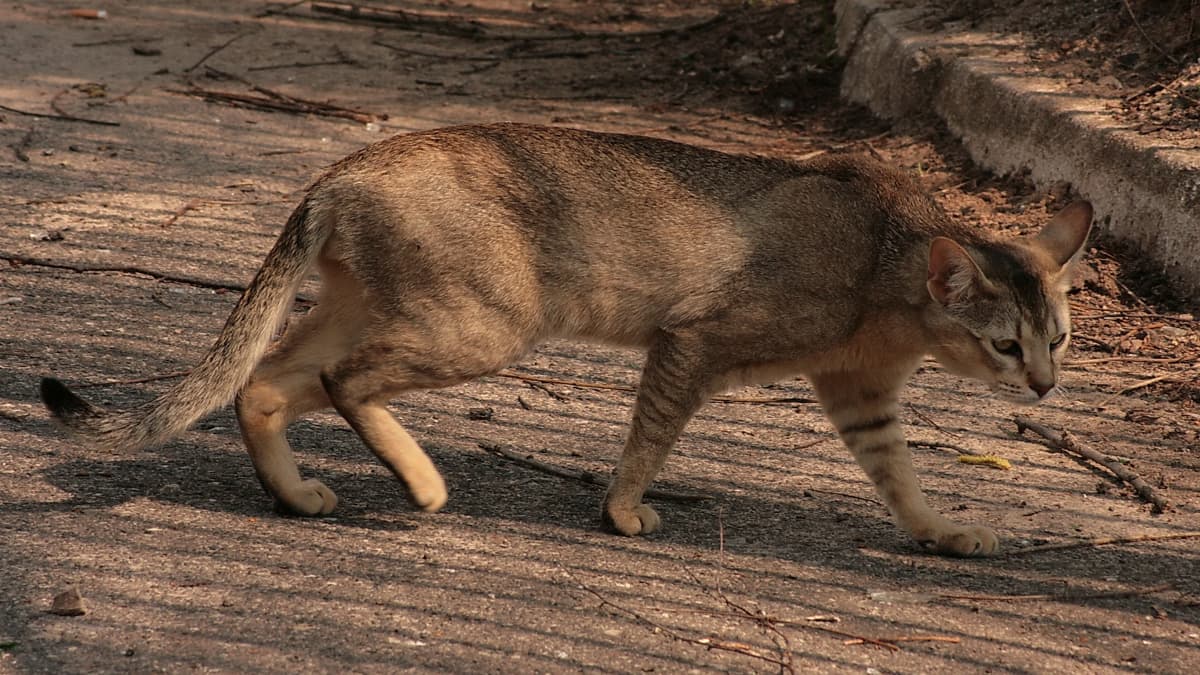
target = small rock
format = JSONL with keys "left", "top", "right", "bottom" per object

{"left": 131, "top": 45, "right": 161, "bottom": 56}
{"left": 49, "top": 589, "right": 86, "bottom": 616}
{"left": 734, "top": 53, "right": 762, "bottom": 68}
{"left": 1155, "top": 325, "right": 1190, "bottom": 340}
{"left": 466, "top": 407, "right": 494, "bottom": 421}
{"left": 30, "top": 229, "right": 65, "bottom": 242}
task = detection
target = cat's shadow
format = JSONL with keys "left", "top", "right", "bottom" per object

{"left": 13, "top": 429, "right": 1199, "bottom": 614}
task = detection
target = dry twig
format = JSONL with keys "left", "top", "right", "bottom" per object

{"left": 1121, "top": 0, "right": 1180, "bottom": 65}
{"left": 479, "top": 442, "right": 710, "bottom": 502}
{"left": 1102, "top": 365, "right": 1199, "bottom": 402}
{"left": 185, "top": 30, "right": 256, "bottom": 72}
{"left": 939, "top": 583, "right": 1173, "bottom": 602}
{"left": 1007, "top": 531, "right": 1200, "bottom": 556}
{"left": 1014, "top": 416, "right": 1168, "bottom": 513}
{"left": 172, "top": 85, "right": 383, "bottom": 124}
{"left": 569, "top": 573, "right": 797, "bottom": 672}
{"left": 0, "top": 102, "right": 119, "bottom": 127}
{"left": 73, "top": 370, "right": 191, "bottom": 389}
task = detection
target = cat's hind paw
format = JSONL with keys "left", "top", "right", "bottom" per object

{"left": 919, "top": 524, "right": 999, "bottom": 557}
{"left": 274, "top": 478, "right": 339, "bottom": 516}
{"left": 602, "top": 503, "right": 661, "bottom": 536}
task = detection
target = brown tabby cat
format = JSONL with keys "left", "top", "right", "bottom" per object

{"left": 41, "top": 123, "right": 1092, "bottom": 556}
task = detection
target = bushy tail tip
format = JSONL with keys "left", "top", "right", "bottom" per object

{"left": 41, "top": 377, "right": 100, "bottom": 423}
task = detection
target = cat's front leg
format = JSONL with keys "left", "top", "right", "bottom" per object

{"left": 811, "top": 371, "right": 999, "bottom": 556}
{"left": 603, "top": 333, "right": 712, "bottom": 536}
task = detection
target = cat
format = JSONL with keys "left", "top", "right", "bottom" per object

{"left": 40, "top": 123, "right": 1092, "bottom": 556}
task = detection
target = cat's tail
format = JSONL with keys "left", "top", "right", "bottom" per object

{"left": 40, "top": 197, "right": 333, "bottom": 452}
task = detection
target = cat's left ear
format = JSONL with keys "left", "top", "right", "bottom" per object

{"left": 1034, "top": 201, "right": 1093, "bottom": 270}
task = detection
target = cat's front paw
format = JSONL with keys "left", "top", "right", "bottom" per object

{"left": 602, "top": 502, "right": 661, "bottom": 536}
{"left": 275, "top": 478, "right": 339, "bottom": 516}
{"left": 919, "top": 523, "right": 999, "bottom": 557}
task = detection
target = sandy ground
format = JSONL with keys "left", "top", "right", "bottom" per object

{"left": 1, "top": 2, "right": 1198, "bottom": 673}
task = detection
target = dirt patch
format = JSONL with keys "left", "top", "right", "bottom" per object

{"left": 1, "top": 1, "right": 1198, "bottom": 673}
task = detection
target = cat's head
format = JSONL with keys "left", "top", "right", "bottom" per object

{"left": 924, "top": 202, "right": 1093, "bottom": 404}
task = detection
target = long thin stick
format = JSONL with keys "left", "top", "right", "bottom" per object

{"left": 570, "top": 574, "right": 796, "bottom": 671}
{"left": 1102, "top": 366, "right": 1198, "bottom": 402}
{"left": 0, "top": 103, "right": 119, "bottom": 127}
{"left": 939, "top": 583, "right": 1173, "bottom": 602}
{"left": 1014, "top": 416, "right": 1168, "bottom": 513}
{"left": 479, "top": 442, "right": 710, "bottom": 502}
{"left": 1007, "top": 531, "right": 1200, "bottom": 556}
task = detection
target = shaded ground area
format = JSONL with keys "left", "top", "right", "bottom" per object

{"left": 1, "top": 1, "right": 1198, "bottom": 672}
{"left": 950, "top": 0, "right": 1200, "bottom": 139}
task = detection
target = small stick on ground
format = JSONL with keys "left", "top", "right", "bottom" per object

{"left": 171, "top": 85, "right": 383, "bottom": 124}
{"left": 1121, "top": 0, "right": 1179, "bottom": 65}
{"left": 939, "top": 583, "right": 1173, "bottom": 602}
{"left": 1014, "top": 416, "right": 1168, "bottom": 513}
{"left": 73, "top": 370, "right": 191, "bottom": 389}
{"left": 185, "top": 30, "right": 256, "bottom": 73}
{"left": 568, "top": 572, "right": 797, "bottom": 672}
{"left": 1102, "top": 366, "right": 1199, "bottom": 403}
{"left": 0, "top": 103, "right": 119, "bottom": 127}
{"left": 844, "top": 636, "right": 960, "bottom": 646}
{"left": 247, "top": 57, "right": 357, "bottom": 71}
{"left": 255, "top": 0, "right": 309, "bottom": 18}
{"left": 479, "top": 442, "right": 709, "bottom": 502}
{"left": 906, "top": 403, "right": 963, "bottom": 437}
{"left": 907, "top": 439, "right": 976, "bottom": 455}
{"left": 804, "top": 488, "right": 882, "bottom": 507}
{"left": 1, "top": 254, "right": 315, "bottom": 302}
{"left": 1007, "top": 532, "right": 1200, "bottom": 556}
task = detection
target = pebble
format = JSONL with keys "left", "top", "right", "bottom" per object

{"left": 49, "top": 589, "right": 86, "bottom": 616}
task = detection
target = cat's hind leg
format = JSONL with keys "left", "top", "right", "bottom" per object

{"left": 318, "top": 319, "right": 532, "bottom": 512}
{"left": 236, "top": 296, "right": 362, "bottom": 516}
{"left": 812, "top": 368, "right": 999, "bottom": 556}
{"left": 317, "top": 350, "right": 448, "bottom": 513}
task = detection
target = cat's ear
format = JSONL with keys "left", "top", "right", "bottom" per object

{"left": 927, "top": 237, "right": 995, "bottom": 307}
{"left": 1035, "top": 201, "right": 1093, "bottom": 269}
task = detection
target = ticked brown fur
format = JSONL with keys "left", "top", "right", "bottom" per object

{"left": 41, "top": 123, "right": 1092, "bottom": 556}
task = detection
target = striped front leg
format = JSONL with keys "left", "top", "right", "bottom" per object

{"left": 812, "top": 370, "right": 999, "bottom": 556}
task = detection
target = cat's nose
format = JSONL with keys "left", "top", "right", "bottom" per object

{"left": 1030, "top": 381, "right": 1054, "bottom": 398}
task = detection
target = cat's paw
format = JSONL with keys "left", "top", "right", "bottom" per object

{"left": 919, "top": 524, "right": 999, "bottom": 557}
{"left": 405, "top": 473, "right": 448, "bottom": 513}
{"left": 275, "top": 478, "right": 339, "bottom": 516}
{"left": 602, "top": 503, "right": 661, "bottom": 536}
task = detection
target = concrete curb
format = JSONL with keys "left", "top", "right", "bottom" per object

{"left": 835, "top": 0, "right": 1199, "bottom": 301}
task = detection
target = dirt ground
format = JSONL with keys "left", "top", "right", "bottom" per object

{"left": 2, "top": 1, "right": 1198, "bottom": 673}
{"left": 933, "top": 0, "right": 1200, "bottom": 141}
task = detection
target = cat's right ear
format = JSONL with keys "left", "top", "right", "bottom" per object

{"left": 927, "top": 237, "right": 994, "bottom": 308}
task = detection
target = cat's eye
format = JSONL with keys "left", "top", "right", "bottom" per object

{"left": 1049, "top": 333, "right": 1067, "bottom": 349}
{"left": 992, "top": 339, "right": 1022, "bottom": 358}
